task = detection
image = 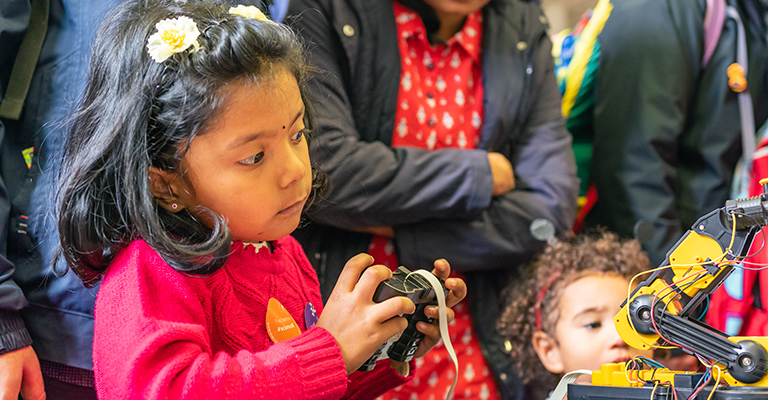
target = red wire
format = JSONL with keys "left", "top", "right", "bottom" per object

{"left": 649, "top": 270, "right": 708, "bottom": 350}
{"left": 687, "top": 366, "right": 711, "bottom": 400}
{"left": 643, "top": 265, "right": 724, "bottom": 400}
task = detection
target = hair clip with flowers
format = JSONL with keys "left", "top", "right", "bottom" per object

{"left": 146, "top": 6, "right": 271, "bottom": 64}
{"left": 146, "top": 15, "right": 201, "bottom": 63}
{"left": 228, "top": 5, "right": 269, "bottom": 21}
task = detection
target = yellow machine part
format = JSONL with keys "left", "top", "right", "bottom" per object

{"left": 722, "top": 336, "right": 768, "bottom": 387}
{"left": 615, "top": 230, "right": 735, "bottom": 351}
{"left": 592, "top": 362, "right": 701, "bottom": 387}
{"left": 594, "top": 337, "right": 768, "bottom": 388}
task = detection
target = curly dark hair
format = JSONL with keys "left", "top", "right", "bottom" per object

{"left": 497, "top": 230, "right": 650, "bottom": 392}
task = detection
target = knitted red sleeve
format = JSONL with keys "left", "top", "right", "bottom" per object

{"left": 92, "top": 240, "right": 348, "bottom": 400}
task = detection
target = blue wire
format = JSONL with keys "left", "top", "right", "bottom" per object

{"left": 634, "top": 355, "right": 667, "bottom": 370}
{"left": 697, "top": 297, "right": 710, "bottom": 321}
{"left": 694, "top": 365, "right": 712, "bottom": 392}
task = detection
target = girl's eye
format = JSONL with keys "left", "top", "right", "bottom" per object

{"left": 291, "top": 128, "right": 309, "bottom": 143}
{"left": 238, "top": 152, "right": 264, "bottom": 166}
{"left": 585, "top": 321, "right": 601, "bottom": 330}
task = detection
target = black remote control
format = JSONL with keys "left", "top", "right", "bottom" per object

{"left": 358, "top": 266, "right": 448, "bottom": 372}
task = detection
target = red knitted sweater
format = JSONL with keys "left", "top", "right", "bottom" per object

{"left": 93, "top": 236, "right": 409, "bottom": 399}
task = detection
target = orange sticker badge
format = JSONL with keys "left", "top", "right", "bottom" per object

{"left": 266, "top": 298, "right": 301, "bottom": 343}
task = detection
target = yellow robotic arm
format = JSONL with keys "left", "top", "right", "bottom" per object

{"left": 567, "top": 183, "right": 768, "bottom": 400}
{"left": 613, "top": 182, "right": 768, "bottom": 387}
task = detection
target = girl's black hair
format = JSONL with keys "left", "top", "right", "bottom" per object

{"left": 57, "top": 0, "right": 324, "bottom": 286}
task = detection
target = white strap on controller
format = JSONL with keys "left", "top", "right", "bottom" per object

{"left": 550, "top": 369, "right": 592, "bottom": 400}
{"left": 408, "top": 270, "right": 458, "bottom": 400}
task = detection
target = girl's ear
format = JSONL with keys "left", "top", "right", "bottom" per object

{"left": 148, "top": 167, "right": 190, "bottom": 212}
{"left": 532, "top": 331, "right": 565, "bottom": 374}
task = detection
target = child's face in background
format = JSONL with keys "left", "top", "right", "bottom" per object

{"left": 173, "top": 68, "right": 312, "bottom": 242}
{"left": 534, "top": 274, "right": 654, "bottom": 374}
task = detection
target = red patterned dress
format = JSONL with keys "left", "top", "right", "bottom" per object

{"left": 370, "top": 3, "right": 501, "bottom": 399}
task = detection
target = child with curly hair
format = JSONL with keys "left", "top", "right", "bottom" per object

{"left": 497, "top": 231, "right": 653, "bottom": 399}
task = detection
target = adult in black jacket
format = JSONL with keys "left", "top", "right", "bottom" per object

{"left": 286, "top": 0, "right": 578, "bottom": 398}
{"left": 578, "top": 0, "right": 768, "bottom": 266}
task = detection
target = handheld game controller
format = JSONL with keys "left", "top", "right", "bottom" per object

{"left": 358, "top": 266, "right": 448, "bottom": 372}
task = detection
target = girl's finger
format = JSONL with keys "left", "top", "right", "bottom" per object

{"left": 444, "top": 278, "right": 467, "bottom": 308}
{"left": 430, "top": 258, "right": 451, "bottom": 280}
{"left": 334, "top": 253, "right": 376, "bottom": 293}
{"left": 417, "top": 320, "right": 440, "bottom": 336}
{"left": 354, "top": 264, "right": 393, "bottom": 299}
{"left": 424, "top": 306, "right": 454, "bottom": 323}
{"left": 415, "top": 322, "right": 442, "bottom": 351}
{"left": 377, "top": 314, "right": 410, "bottom": 342}
{"left": 372, "top": 296, "right": 415, "bottom": 323}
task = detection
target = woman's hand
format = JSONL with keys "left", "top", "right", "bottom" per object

{"left": 0, "top": 346, "right": 45, "bottom": 400}
{"left": 317, "top": 253, "right": 415, "bottom": 374}
{"left": 488, "top": 152, "right": 515, "bottom": 196}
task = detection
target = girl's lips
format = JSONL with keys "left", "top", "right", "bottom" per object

{"left": 278, "top": 197, "right": 307, "bottom": 215}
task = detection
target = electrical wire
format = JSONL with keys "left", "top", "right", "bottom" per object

{"left": 727, "top": 211, "right": 738, "bottom": 253}
{"left": 620, "top": 210, "right": 750, "bottom": 400}
{"left": 706, "top": 365, "right": 722, "bottom": 400}
{"left": 688, "top": 365, "right": 711, "bottom": 400}
{"left": 734, "top": 210, "right": 767, "bottom": 259}
{"left": 696, "top": 297, "right": 709, "bottom": 321}
{"left": 625, "top": 263, "right": 714, "bottom": 349}
{"left": 655, "top": 272, "right": 710, "bottom": 350}
{"left": 621, "top": 355, "right": 676, "bottom": 400}
{"left": 650, "top": 271, "right": 708, "bottom": 350}
{"left": 650, "top": 381, "right": 659, "bottom": 400}
{"left": 638, "top": 213, "right": 739, "bottom": 351}
{"left": 732, "top": 258, "right": 768, "bottom": 270}
{"left": 624, "top": 358, "right": 644, "bottom": 384}
{"left": 634, "top": 355, "right": 668, "bottom": 370}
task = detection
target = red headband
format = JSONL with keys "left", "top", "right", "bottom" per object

{"left": 535, "top": 270, "right": 562, "bottom": 332}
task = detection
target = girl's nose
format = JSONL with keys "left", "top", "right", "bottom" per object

{"left": 279, "top": 144, "right": 307, "bottom": 188}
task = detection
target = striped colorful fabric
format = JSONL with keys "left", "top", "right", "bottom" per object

{"left": 551, "top": 0, "right": 613, "bottom": 230}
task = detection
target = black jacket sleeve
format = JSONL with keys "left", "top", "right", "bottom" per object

{"left": 586, "top": 0, "right": 740, "bottom": 265}
{"left": 397, "top": 32, "right": 578, "bottom": 271}
{"left": 290, "top": 0, "right": 495, "bottom": 231}
{"left": 290, "top": 0, "right": 577, "bottom": 272}
{"left": 0, "top": 0, "right": 34, "bottom": 355}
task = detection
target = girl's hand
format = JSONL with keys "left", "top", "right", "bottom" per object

{"left": 317, "top": 253, "right": 416, "bottom": 374}
{"left": 392, "top": 259, "right": 467, "bottom": 370}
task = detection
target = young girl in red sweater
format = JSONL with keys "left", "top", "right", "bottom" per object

{"left": 54, "top": 1, "right": 466, "bottom": 398}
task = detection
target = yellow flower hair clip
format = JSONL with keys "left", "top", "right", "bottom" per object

{"left": 229, "top": 5, "right": 269, "bottom": 21}
{"left": 146, "top": 16, "right": 201, "bottom": 63}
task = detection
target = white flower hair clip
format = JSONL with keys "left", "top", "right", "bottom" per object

{"left": 146, "top": 15, "right": 201, "bottom": 63}
{"left": 229, "top": 5, "right": 269, "bottom": 21}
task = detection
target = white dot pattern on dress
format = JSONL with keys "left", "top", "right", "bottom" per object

{"left": 389, "top": 0, "right": 484, "bottom": 154}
